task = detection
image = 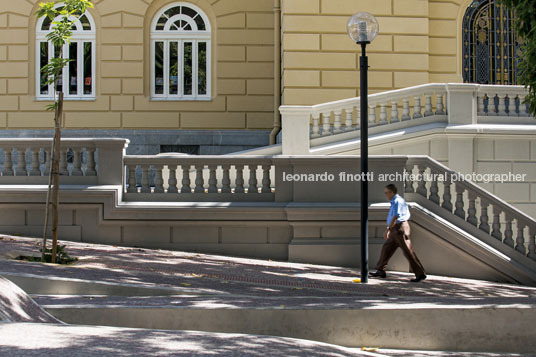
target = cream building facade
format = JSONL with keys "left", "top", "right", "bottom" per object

{"left": 282, "top": 0, "right": 469, "bottom": 104}
{"left": 0, "top": 0, "right": 511, "bottom": 153}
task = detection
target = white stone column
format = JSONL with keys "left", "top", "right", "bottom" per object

{"left": 279, "top": 106, "right": 312, "bottom": 155}
{"left": 95, "top": 139, "right": 130, "bottom": 186}
{"left": 446, "top": 83, "right": 479, "bottom": 125}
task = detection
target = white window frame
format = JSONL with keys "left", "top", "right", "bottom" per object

{"left": 35, "top": 6, "right": 96, "bottom": 101}
{"left": 150, "top": 2, "right": 212, "bottom": 101}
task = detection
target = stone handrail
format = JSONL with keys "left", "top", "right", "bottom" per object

{"left": 279, "top": 83, "right": 534, "bottom": 155}
{"left": 1, "top": 135, "right": 532, "bottom": 262}
{"left": 477, "top": 84, "right": 530, "bottom": 117}
{"left": 3, "top": 139, "right": 529, "bottom": 263}
{"left": 124, "top": 155, "right": 276, "bottom": 202}
{"left": 123, "top": 155, "right": 409, "bottom": 203}
{"left": 123, "top": 152, "right": 536, "bottom": 262}
{"left": 405, "top": 155, "right": 536, "bottom": 262}
{"left": 311, "top": 83, "right": 447, "bottom": 137}
{"left": 0, "top": 138, "right": 128, "bottom": 185}
{"left": 279, "top": 83, "right": 448, "bottom": 154}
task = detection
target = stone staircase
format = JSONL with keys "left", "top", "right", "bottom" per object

{"left": 0, "top": 84, "right": 535, "bottom": 285}
{"left": 236, "top": 83, "right": 536, "bottom": 218}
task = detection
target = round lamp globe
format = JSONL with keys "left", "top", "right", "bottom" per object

{"left": 347, "top": 12, "right": 379, "bottom": 44}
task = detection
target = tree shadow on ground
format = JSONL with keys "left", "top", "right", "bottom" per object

{"left": 0, "top": 277, "right": 60, "bottom": 323}
{"left": 0, "top": 323, "right": 367, "bottom": 357}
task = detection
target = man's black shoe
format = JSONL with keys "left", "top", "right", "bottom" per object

{"left": 369, "top": 270, "right": 387, "bottom": 278}
{"left": 410, "top": 275, "right": 427, "bottom": 283}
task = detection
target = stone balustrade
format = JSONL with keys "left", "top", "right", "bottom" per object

{"left": 280, "top": 83, "right": 534, "bottom": 155}
{"left": 405, "top": 156, "right": 536, "bottom": 262}
{"left": 123, "top": 152, "right": 536, "bottom": 263}
{"left": 0, "top": 138, "right": 128, "bottom": 185}
{"left": 124, "top": 155, "right": 275, "bottom": 202}
{"left": 309, "top": 84, "right": 447, "bottom": 138}
{"left": 123, "top": 155, "right": 407, "bottom": 203}
{"left": 0, "top": 137, "right": 534, "bottom": 271}
{"left": 477, "top": 85, "right": 530, "bottom": 117}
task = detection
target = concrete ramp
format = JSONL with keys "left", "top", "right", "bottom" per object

{"left": 0, "top": 276, "right": 61, "bottom": 323}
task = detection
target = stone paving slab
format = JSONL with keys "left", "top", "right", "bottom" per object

{"left": 2, "top": 236, "right": 536, "bottom": 301}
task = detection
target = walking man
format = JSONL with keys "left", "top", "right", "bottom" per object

{"left": 370, "top": 184, "right": 427, "bottom": 282}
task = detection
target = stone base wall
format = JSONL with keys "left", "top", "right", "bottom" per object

{"left": 0, "top": 186, "right": 534, "bottom": 285}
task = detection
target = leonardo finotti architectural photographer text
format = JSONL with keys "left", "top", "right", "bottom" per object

{"left": 282, "top": 170, "right": 527, "bottom": 184}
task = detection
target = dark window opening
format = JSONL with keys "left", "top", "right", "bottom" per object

{"left": 160, "top": 145, "right": 200, "bottom": 155}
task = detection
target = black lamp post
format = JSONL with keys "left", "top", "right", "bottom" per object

{"left": 347, "top": 12, "right": 379, "bottom": 283}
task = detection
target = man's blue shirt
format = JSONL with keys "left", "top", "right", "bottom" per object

{"left": 387, "top": 194, "right": 410, "bottom": 226}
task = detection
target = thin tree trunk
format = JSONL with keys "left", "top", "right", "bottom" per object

{"left": 42, "top": 126, "right": 56, "bottom": 261}
{"left": 42, "top": 86, "right": 59, "bottom": 262}
{"left": 50, "top": 92, "right": 63, "bottom": 264}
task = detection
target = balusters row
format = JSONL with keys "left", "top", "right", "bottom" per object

{"left": 311, "top": 109, "right": 359, "bottom": 138}
{"left": 405, "top": 163, "right": 536, "bottom": 260}
{"left": 311, "top": 92, "right": 446, "bottom": 138}
{"left": 477, "top": 93, "right": 530, "bottom": 116}
{"left": 126, "top": 163, "right": 273, "bottom": 195}
{"left": 0, "top": 146, "right": 96, "bottom": 177}
{"left": 369, "top": 93, "right": 446, "bottom": 127}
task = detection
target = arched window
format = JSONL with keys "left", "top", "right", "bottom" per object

{"left": 462, "top": 0, "right": 520, "bottom": 85}
{"left": 151, "top": 3, "right": 211, "bottom": 100}
{"left": 36, "top": 4, "right": 96, "bottom": 99}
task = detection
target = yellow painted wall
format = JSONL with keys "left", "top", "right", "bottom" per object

{"left": 0, "top": 0, "right": 275, "bottom": 130}
{"left": 281, "top": 0, "right": 471, "bottom": 105}
{"left": 0, "top": 0, "right": 477, "bottom": 127}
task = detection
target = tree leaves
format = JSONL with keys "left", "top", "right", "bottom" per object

{"left": 45, "top": 103, "right": 58, "bottom": 112}
{"left": 501, "top": 0, "right": 536, "bottom": 116}
{"left": 41, "top": 58, "right": 71, "bottom": 85}
{"left": 46, "top": 18, "right": 73, "bottom": 48}
{"left": 36, "top": 2, "right": 57, "bottom": 21}
{"left": 37, "top": 1, "right": 93, "bottom": 93}
{"left": 37, "top": 0, "right": 94, "bottom": 48}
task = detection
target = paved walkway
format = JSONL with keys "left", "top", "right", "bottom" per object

{"left": 1, "top": 236, "right": 536, "bottom": 301}
{"left": 2, "top": 235, "right": 536, "bottom": 356}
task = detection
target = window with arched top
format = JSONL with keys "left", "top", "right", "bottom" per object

{"left": 36, "top": 4, "right": 96, "bottom": 99}
{"left": 462, "top": 0, "right": 520, "bottom": 85}
{"left": 151, "top": 3, "right": 211, "bottom": 100}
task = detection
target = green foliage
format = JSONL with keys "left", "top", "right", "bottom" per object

{"left": 41, "top": 58, "right": 71, "bottom": 85}
{"left": 45, "top": 103, "right": 58, "bottom": 112}
{"left": 36, "top": 0, "right": 94, "bottom": 93}
{"left": 25, "top": 245, "right": 78, "bottom": 264}
{"left": 45, "top": 17, "right": 73, "bottom": 48}
{"left": 501, "top": 0, "right": 536, "bottom": 116}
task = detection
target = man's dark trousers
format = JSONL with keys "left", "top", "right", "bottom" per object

{"left": 375, "top": 221, "right": 425, "bottom": 276}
